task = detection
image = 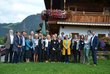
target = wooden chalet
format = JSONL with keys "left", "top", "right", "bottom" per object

{"left": 42, "top": 0, "right": 110, "bottom": 38}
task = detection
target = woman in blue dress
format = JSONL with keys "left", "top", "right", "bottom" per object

{"left": 25, "top": 35, "right": 34, "bottom": 62}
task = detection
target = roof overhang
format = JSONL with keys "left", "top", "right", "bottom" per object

{"left": 57, "top": 21, "right": 110, "bottom": 26}
{"left": 44, "top": 0, "right": 110, "bottom": 9}
{"left": 44, "top": 0, "right": 63, "bottom": 9}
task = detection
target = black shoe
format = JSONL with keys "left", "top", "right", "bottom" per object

{"left": 3, "top": 61, "right": 8, "bottom": 63}
{"left": 93, "top": 64, "right": 97, "bottom": 66}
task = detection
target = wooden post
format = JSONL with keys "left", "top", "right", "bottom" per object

{"left": 64, "top": 0, "right": 66, "bottom": 10}
{"left": 50, "top": 0, "right": 53, "bottom": 10}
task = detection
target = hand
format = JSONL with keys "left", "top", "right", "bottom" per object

{"left": 30, "top": 47, "right": 33, "bottom": 49}
{"left": 95, "top": 47, "right": 97, "bottom": 50}
{"left": 42, "top": 47, "right": 44, "bottom": 49}
{"left": 18, "top": 45, "right": 19, "bottom": 47}
{"left": 33, "top": 48, "right": 35, "bottom": 50}
{"left": 18, "top": 45, "right": 22, "bottom": 48}
{"left": 53, "top": 48, "right": 55, "bottom": 50}
{"left": 18, "top": 45, "right": 20, "bottom": 48}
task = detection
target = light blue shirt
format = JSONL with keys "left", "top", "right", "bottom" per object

{"left": 22, "top": 36, "right": 25, "bottom": 46}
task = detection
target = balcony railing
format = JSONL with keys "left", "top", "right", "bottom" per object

{"left": 42, "top": 10, "right": 110, "bottom": 23}
{"left": 66, "top": 11, "right": 110, "bottom": 23}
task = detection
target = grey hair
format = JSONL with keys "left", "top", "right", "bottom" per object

{"left": 9, "top": 29, "right": 13, "bottom": 35}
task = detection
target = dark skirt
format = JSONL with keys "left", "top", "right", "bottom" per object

{"left": 33, "top": 46, "right": 39, "bottom": 54}
{"left": 25, "top": 50, "right": 31, "bottom": 59}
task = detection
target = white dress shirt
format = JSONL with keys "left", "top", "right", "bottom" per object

{"left": 45, "top": 39, "right": 48, "bottom": 47}
{"left": 10, "top": 35, "right": 14, "bottom": 44}
{"left": 22, "top": 36, "right": 25, "bottom": 46}
{"left": 35, "top": 39, "right": 39, "bottom": 46}
{"left": 91, "top": 35, "right": 95, "bottom": 46}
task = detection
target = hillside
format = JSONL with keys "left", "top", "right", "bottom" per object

{"left": 0, "top": 14, "right": 42, "bottom": 36}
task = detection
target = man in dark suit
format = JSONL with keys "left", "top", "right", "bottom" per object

{"left": 13, "top": 31, "right": 22, "bottom": 63}
{"left": 90, "top": 32, "right": 99, "bottom": 66}
{"left": 21, "top": 31, "right": 27, "bottom": 62}
{"left": 38, "top": 34, "right": 46, "bottom": 62}
{"left": 4, "top": 29, "right": 14, "bottom": 63}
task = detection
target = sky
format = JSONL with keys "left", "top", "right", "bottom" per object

{"left": 0, "top": 0, "right": 45, "bottom": 23}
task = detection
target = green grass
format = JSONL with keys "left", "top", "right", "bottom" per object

{"left": 0, "top": 60, "right": 110, "bottom": 74}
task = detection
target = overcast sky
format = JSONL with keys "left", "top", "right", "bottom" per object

{"left": 0, "top": 0, "right": 45, "bottom": 23}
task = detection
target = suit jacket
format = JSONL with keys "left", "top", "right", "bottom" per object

{"left": 38, "top": 39, "right": 42, "bottom": 48}
{"left": 62, "top": 40, "right": 71, "bottom": 55}
{"left": 79, "top": 40, "right": 85, "bottom": 50}
{"left": 91, "top": 36, "right": 99, "bottom": 49}
{"left": 51, "top": 39, "right": 58, "bottom": 51}
{"left": 58, "top": 40, "right": 63, "bottom": 50}
{"left": 13, "top": 35, "right": 22, "bottom": 52}
{"left": 38, "top": 39, "right": 45, "bottom": 50}
{"left": 4, "top": 34, "right": 11, "bottom": 49}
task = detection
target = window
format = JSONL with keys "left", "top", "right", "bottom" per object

{"left": 98, "top": 34, "right": 106, "bottom": 39}
{"left": 71, "top": 33, "right": 79, "bottom": 37}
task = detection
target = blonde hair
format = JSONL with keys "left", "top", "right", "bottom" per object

{"left": 35, "top": 34, "right": 38, "bottom": 37}
{"left": 47, "top": 35, "right": 51, "bottom": 39}
{"left": 35, "top": 34, "right": 39, "bottom": 39}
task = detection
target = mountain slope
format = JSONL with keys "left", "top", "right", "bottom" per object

{"left": 0, "top": 14, "right": 42, "bottom": 36}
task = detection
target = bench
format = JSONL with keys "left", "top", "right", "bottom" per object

{"left": 97, "top": 51, "right": 110, "bottom": 60}
{"left": 0, "top": 46, "right": 6, "bottom": 61}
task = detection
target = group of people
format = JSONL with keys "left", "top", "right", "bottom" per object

{"left": 4, "top": 29, "right": 99, "bottom": 66}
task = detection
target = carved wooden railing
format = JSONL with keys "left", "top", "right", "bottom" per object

{"left": 42, "top": 10, "right": 110, "bottom": 23}
{"left": 66, "top": 11, "right": 110, "bottom": 23}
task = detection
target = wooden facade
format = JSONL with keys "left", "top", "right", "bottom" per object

{"left": 66, "top": 11, "right": 110, "bottom": 23}
{"left": 46, "top": 11, "right": 110, "bottom": 23}
{"left": 43, "top": 0, "right": 110, "bottom": 34}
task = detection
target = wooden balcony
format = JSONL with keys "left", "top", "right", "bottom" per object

{"left": 66, "top": 11, "right": 110, "bottom": 23}
{"left": 42, "top": 10, "right": 110, "bottom": 23}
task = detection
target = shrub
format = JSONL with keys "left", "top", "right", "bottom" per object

{"left": 100, "top": 37, "right": 110, "bottom": 45}
{"left": 0, "top": 37, "right": 4, "bottom": 45}
{"left": 100, "top": 37, "right": 110, "bottom": 51}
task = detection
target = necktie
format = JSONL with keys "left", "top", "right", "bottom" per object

{"left": 19, "top": 37, "right": 21, "bottom": 45}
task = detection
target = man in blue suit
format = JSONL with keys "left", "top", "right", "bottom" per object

{"left": 90, "top": 32, "right": 99, "bottom": 66}
{"left": 13, "top": 31, "right": 22, "bottom": 63}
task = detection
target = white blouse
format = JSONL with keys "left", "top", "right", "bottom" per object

{"left": 45, "top": 39, "right": 51, "bottom": 47}
{"left": 34, "top": 39, "right": 39, "bottom": 46}
{"left": 10, "top": 35, "right": 14, "bottom": 44}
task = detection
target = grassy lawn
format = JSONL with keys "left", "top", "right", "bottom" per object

{"left": 0, "top": 60, "right": 110, "bottom": 74}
